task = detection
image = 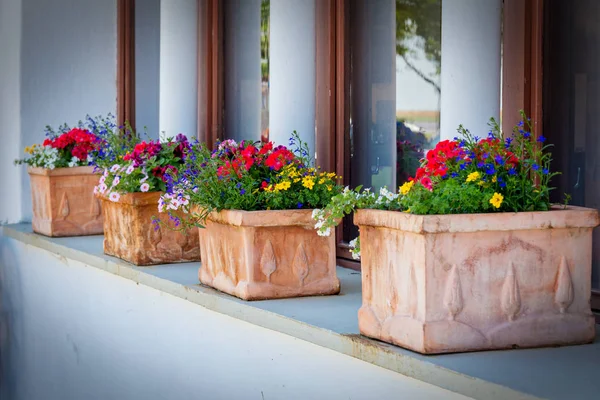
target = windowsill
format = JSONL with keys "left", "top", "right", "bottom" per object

{"left": 3, "top": 223, "right": 600, "bottom": 400}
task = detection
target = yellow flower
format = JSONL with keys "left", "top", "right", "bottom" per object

{"left": 293, "top": 178, "right": 300, "bottom": 183}
{"left": 399, "top": 180, "right": 414, "bottom": 195}
{"left": 403, "top": 208, "right": 411, "bottom": 213}
{"left": 478, "top": 181, "right": 485, "bottom": 186}
{"left": 302, "top": 176, "right": 315, "bottom": 190}
{"left": 466, "top": 171, "right": 480, "bottom": 182}
{"left": 489, "top": 192, "right": 504, "bottom": 208}
{"left": 275, "top": 180, "right": 291, "bottom": 191}
{"left": 327, "top": 185, "right": 332, "bottom": 191}
{"left": 492, "top": 175, "right": 497, "bottom": 183}
{"left": 318, "top": 178, "right": 326, "bottom": 184}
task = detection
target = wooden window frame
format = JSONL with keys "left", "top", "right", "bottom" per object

{"left": 117, "top": 0, "right": 136, "bottom": 129}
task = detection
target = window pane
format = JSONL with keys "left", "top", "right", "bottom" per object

{"left": 223, "top": 0, "right": 269, "bottom": 142}
{"left": 348, "top": 0, "right": 441, "bottom": 193}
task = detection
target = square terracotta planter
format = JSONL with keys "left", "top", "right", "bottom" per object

{"left": 28, "top": 166, "right": 103, "bottom": 237}
{"left": 98, "top": 192, "right": 200, "bottom": 266}
{"left": 198, "top": 209, "right": 340, "bottom": 300}
{"left": 354, "top": 206, "right": 600, "bottom": 354}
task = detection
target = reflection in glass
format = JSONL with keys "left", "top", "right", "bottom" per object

{"left": 223, "top": 0, "right": 269, "bottom": 142}
{"left": 348, "top": 0, "right": 441, "bottom": 193}
{"left": 344, "top": 0, "right": 441, "bottom": 247}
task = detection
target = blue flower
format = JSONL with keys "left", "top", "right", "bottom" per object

{"left": 459, "top": 163, "right": 467, "bottom": 170}
{"left": 542, "top": 168, "right": 549, "bottom": 175}
{"left": 504, "top": 137, "right": 513, "bottom": 149}
{"left": 451, "top": 172, "right": 459, "bottom": 178}
{"left": 532, "top": 163, "right": 539, "bottom": 171}
{"left": 499, "top": 181, "right": 507, "bottom": 188}
{"left": 537, "top": 136, "right": 546, "bottom": 143}
{"left": 477, "top": 162, "right": 485, "bottom": 168}
{"left": 488, "top": 130, "right": 494, "bottom": 138}
{"left": 240, "top": 189, "right": 246, "bottom": 195}
{"left": 474, "top": 136, "right": 480, "bottom": 141}
{"left": 523, "top": 131, "right": 531, "bottom": 138}
{"left": 485, "top": 164, "right": 496, "bottom": 175}
{"left": 297, "top": 202, "right": 303, "bottom": 209}
{"left": 508, "top": 168, "right": 517, "bottom": 176}
{"left": 494, "top": 155, "right": 505, "bottom": 165}
{"left": 459, "top": 140, "right": 466, "bottom": 147}
{"left": 518, "top": 121, "right": 524, "bottom": 127}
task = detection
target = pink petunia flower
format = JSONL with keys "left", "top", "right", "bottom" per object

{"left": 140, "top": 182, "right": 150, "bottom": 192}
{"left": 109, "top": 192, "right": 121, "bottom": 202}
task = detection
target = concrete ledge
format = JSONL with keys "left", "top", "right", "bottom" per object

{"left": 4, "top": 223, "right": 598, "bottom": 400}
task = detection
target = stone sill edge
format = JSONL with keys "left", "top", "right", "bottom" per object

{"left": 1, "top": 225, "right": 539, "bottom": 400}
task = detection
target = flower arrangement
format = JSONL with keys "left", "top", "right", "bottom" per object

{"left": 159, "top": 132, "right": 343, "bottom": 228}
{"left": 95, "top": 134, "right": 196, "bottom": 202}
{"left": 15, "top": 123, "right": 99, "bottom": 169}
{"left": 313, "top": 112, "right": 559, "bottom": 259}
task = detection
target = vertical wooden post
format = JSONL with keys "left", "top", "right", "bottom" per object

{"left": 117, "top": 0, "right": 136, "bottom": 129}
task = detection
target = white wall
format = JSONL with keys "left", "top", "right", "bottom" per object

{"left": 135, "top": 0, "right": 161, "bottom": 139}
{"left": 0, "top": 236, "right": 466, "bottom": 400}
{"left": 440, "top": 0, "right": 502, "bottom": 139}
{"left": 269, "top": 0, "right": 316, "bottom": 155}
{"left": 159, "top": 0, "right": 198, "bottom": 141}
{"left": 0, "top": 0, "right": 23, "bottom": 224}
{"left": 18, "top": 0, "right": 118, "bottom": 222}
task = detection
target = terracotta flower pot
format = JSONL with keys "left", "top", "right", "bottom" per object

{"left": 98, "top": 192, "right": 200, "bottom": 266}
{"left": 354, "top": 206, "right": 600, "bottom": 354}
{"left": 28, "top": 166, "right": 103, "bottom": 237}
{"left": 198, "top": 209, "right": 340, "bottom": 300}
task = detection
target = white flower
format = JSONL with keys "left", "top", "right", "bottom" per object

{"left": 103, "top": 168, "right": 109, "bottom": 177}
{"left": 351, "top": 251, "right": 361, "bottom": 260}
{"left": 192, "top": 186, "right": 199, "bottom": 193}
{"left": 48, "top": 164, "right": 56, "bottom": 170}
{"left": 68, "top": 156, "right": 79, "bottom": 167}
{"left": 140, "top": 175, "right": 148, "bottom": 183}
{"left": 99, "top": 176, "right": 106, "bottom": 184}
{"left": 98, "top": 183, "right": 108, "bottom": 193}
{"left": 112, "top": 176, "right": 120, "bottom": 187}
{"left": 126, "top": 164, "right": 135, "bottom": 175}
{"left": 349, "top": 238, "right": 358, "bottom": 248}
{"left": 110, "top": 164, "right": 120, "bottom": 173}
{"left": 140, "top": 182, "right": 150, "bottom": 192}
{"left": 317, "top": 227, "right": 331, "bottom": 237}
{"left": 312, "top": 209, "right": 320, "bottom": 219}
{"left": 87, "top": 154, "right": 93, "bottom": 163}
{"left": 93, "top": 186, "right": 99, "bottom": 195}
{"left": 314, "top": 220, "right": 324, "bottom": 230}
{"left": 109, "top": 192, "right": 121, "bottom": 202}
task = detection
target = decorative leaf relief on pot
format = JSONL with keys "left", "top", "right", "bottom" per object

{"left": 399, "top": 262, "right": 417, "bottom": 318}
{"left": 227, "top": 243, "right": 237, "bottom": 284}
{"left": 59, "top": 193, "right": 70, "bottom": 218}
{"left": 501, "top": 262, "right": 521, "bottom": 321}
{"left": 555, "top": 256, "right": 574, "bottom": 313}
{"left": 387, "top": 261, "right": 398, "bottom": 315}
{"left": 443, "top": 264, "right": 464, "bottom": 321}
{"left": 149, "top": 223, "right": 162, "bottom": 249}
{"left": 260, "top": 240, "right": 277, "bottom": 283}
{"left": 204, "top": 235, "right": 216, "bottom": 277}
{"left": 90, "top": 197, "right": 101, "bottom": 217}
{"left": 292, "top": 243, "right": 309, "bottom": 286}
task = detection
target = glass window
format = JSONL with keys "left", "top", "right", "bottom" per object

{"left": 347, "top": 0, "right": 441, "bottom": 193}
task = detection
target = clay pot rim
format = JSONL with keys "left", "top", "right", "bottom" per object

{"left": 28, "top": 166, "right": 98, "bottom": 177}
{"left": 96, "top": 191, "right": 162, "bottom": 206}
{"left": 354, "top": 205, "right": 600, "bottom": 233}
{"left": 205, "top": 208, "right": 319, "bottom": 227}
